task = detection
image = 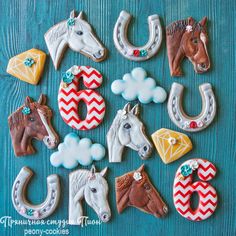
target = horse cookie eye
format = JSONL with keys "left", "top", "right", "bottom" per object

{"left": 28, "top": 117, "right": 35, "bottom": 122}
{"left": 144, "top": 183, "right": 151, "bottom": 190}
{"left": 91, "top": 188, "right": 97, "bottom": 193}
{"left": 76, "top": 31, "right": 83, "bottom": 36}
{"left": 192, "top": 38, "right": 198, "bottom": 44}
{"left": 123, "top": 123, "right": 131, "bottom": 129}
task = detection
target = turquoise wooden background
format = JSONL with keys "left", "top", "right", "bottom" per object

{"left": 0, "top": 0, "right": 235, "bottom": 235}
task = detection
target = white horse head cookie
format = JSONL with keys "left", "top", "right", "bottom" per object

{"left": 107, "top": 103, "right": 153, "bottom": 162}
{"left": 69, "top": 165, "right": 111, "bottom": 225}
{"left": 44, "top": 10, "right": 107, "bottom": 69}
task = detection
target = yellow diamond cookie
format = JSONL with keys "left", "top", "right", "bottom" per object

{"left": 151, "top": 128, "right": 192, "bottom": 164}
{"left": 6, "top": 48, "right": 46, "bottom": 85}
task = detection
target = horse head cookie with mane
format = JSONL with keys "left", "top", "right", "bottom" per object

{"left": 8, "top": 94, "right": 59, "bottom": 156}
{"left": 107, "top": 103, "right": 153, "bottom": 163}
{"left": 45, "top": 10, "right": 107, "bottom": 69}
{"left": 115, "top": 165, "right": 168, "bottom": 218}
{"left": 166, "top": 17, "right": 210, "bottom": 76}
{"left": 69, "top": 165, "right": 111, "bottom": 225}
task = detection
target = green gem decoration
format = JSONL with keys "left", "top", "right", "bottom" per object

{"left": 24, "top": 58, "right": 35, "bottom": 67}
{"left": 67, "top": 18, "right": 75, "bottom": 27}
{"left": 62, "top": 71, "right": 74, "bottom": 84}
{"left": 22, "top": 106, "right": 31, "bottom": 115}
{"left": 27, "top": 209, "right": 34, "bottom": 216}
{"left": 140, "top": 50, "right": 148, "bottom": 57}
{"left": 180, "top": 164, "right": 193, "bottom": 177}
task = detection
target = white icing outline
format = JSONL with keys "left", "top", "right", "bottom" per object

{"left": 167, "top": 82, "right": 216, "bottom": 132}
{"left": 12, "top": 167, "right": 60, "bottom": 220}
{"left": 113, "top": 10, "right": 162, "bottom": 61}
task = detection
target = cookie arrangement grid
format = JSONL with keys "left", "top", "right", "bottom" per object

{"left": 3, "top": 1, "right": 230, "bottom": 232}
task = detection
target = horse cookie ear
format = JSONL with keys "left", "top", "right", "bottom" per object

{"left": 24, "top": 96, "right": 32, "bottom": 106}
{"left": 38, "top": 94, "right": 47, "bottom": 105}
{"left": 100, "top": 167, "right": 108, "bottom": 177}
{"left": 123, "top": 103, "right": 131, "bottom": 113}
{"left": 77, "top": 11, "right": 84, "bottom": 19}
{"left": 199, "top": 17, "right": 207, "bottom": 27}
{"left": 70, "top": 10, "right": 76, "bottom": 19}
{"left": 137, "top": 164, "right": 145, "bottom": 172}
{"left": 188, "top": 17, "right": 195, "bottom": 25}
{"left": 131, "top": 104, "right": 140, "bottom": 116}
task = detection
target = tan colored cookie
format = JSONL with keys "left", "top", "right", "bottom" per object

{"left": 6, "top": 48, "right": 46, "bottom": 85}
{"left": 151, "top": 128, "right": 192, "bottom": 164}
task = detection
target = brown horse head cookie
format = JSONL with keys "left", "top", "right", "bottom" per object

{"left": 115, "top": 165, "right": 168, "bottom": 218}
{"left": 8, "top": 94, "right": 59, "bottom": 156}
{"left": 166, "top": 17, "right": 210, "bottom": 76}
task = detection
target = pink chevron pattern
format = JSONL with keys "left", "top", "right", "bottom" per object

{"left": 58, "top": 66, "right": 105, "bottom": 130}
{"left": 173, "top": 159, "right": 217, "bottom": 221}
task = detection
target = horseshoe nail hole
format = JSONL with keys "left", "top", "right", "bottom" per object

{"left": 190, "top": 192, "right": 199, "bottom": 211}
{"left": 43, "top": 209, "right": 46, "bottom": 212}
{"left": 77, "top": 100, "right": 88, "bottom": 121}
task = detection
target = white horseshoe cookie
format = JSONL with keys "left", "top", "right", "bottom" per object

{"left": 167, "top": 82, "right": 216, "bottom": 132}
{"left": 12, "top": 167, "right": 60, "bottom": 220}
{"left": 113, "top": 10, "right": 162, "bottom": 61}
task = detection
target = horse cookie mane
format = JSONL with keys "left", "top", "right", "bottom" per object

{"left": 116, "top": 172, "right": 133, "bottom": 190}
{"left": 166, "top": 18, "right": 205, "bottom": 36}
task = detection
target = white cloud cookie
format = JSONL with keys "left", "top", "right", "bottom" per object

{"left": 111, "top": 67, "right": 167, "bottom": 104}
{"left": 50, "top": 133, "right": 105, "bottom": 169}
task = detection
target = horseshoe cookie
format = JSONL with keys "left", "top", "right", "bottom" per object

{"left": 12, "top": 167, "right": 60, "bottom": 220}
{"left": 113, "top": 10, "right": 162, "bottom": 61}
{"left": 173, "top": 159, "right": 218, "bottom": 221}
{"left": 167, "top": 82, "right": 216, "bottom": 132}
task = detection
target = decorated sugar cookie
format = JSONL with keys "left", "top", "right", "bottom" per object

{"left": 173, "top": 159, "right": 218, "bottom": 221}
{"left": 111, "top": 67, "right": 167, "bottom": 104}
{"left": 12, "top": 167, "right": 60, "bottom": 220}
{"left": 50, "top": 133, "right": 105, "bottom": 169}
{"left": 151, "top": 128, "right": 192, "bottom": 164}
{"left": 166, "top": 17, "right": 210, "bottom": 76}
{"left": 167, "top": 82, "right": 216, "bottom": 132}
{"left": 69, "top": 165, "right": 111, "bottom": 225}
{"left": 107, "top": 103, "right": 153, "bottom": 162}
{"left": 45, "top": 10, "right": 107, "bottom": 69}
{"left": 6, "top": 48, "right": 46, "bottom": 85}
{"left": 113, "top": 10, "right": 162, "bottom": 61}
{"left": 115, "top": 165, "right": 168, "bottom": 218}
{"left": 58, "top": 65, "right": 105, "bottom": 130}
{"left": 8, "top": 94, "right": 59, "bottom": 156}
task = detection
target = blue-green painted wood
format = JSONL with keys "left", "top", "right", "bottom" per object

{"left": 0, "top": 0, "right": 235, "bottom": 235}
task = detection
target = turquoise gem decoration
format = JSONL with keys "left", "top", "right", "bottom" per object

{"left": 62, "top": 71, "right": 74, "bottom": 84}
{"left": 22, "top": 106, "right": 31, "bottom": 115}
{"left": 24, "top": 58, "right": 35, "bottom": 67}
{"left": 180, "top": 164, "right": 193, "bottom": 177}
{"left": 67, "top": 18, "right": 75, "bottom": 27}
{"left": 140, "top": 50, "right": 148, "bottom": 57}
{"left": 27, "top": 209, "right": 34, "bottom": 216}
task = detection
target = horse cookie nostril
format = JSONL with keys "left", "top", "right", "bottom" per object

{"left": 163, "top": 206, "right": 168, "bottom": 214}
{"left": 100, "top": 212, "right": 110, "bottom": 222}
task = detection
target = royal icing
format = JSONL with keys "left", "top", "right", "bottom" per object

{"left": 166, "top": 17, "right": 210, "bottom": 76}
{"left": 113, "top": 10, "right": 162, "bottom": 61}
{"left": 8, "top": 95, "right": 59, "bottom": 157}
{"left": 69, "top": 165, "right": 111, "bottom": 225}
{"left": 111, "top": 67, "right": 167, "bottom": 104}
{"left": 173, "top": 159, "right": 218, "bottom": 221}
{"left": 115, "top": 165, "right": 168, "bottom": 218}
{"left": 45, "top": 10, "right": 107, "bottom": 69}
{"left": 151, "top": 128, "right": 192, "bottom": 164}
{"left": 107, "top": 103, "right": 153, "bottom": 162}
{"left": 58, "top": 65, "right": 105, "bottom": 130}
{"left": 50, "top": 133, "right": 105, "bottom": 169}
{"left": 12, "top": 167, "right": 60, "bottom": 220}
{"left": 6, "top": 48, "right": 46, "bottom": 85}
{"left": 167, "top": 82, "right": 216, "bottom": 132}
